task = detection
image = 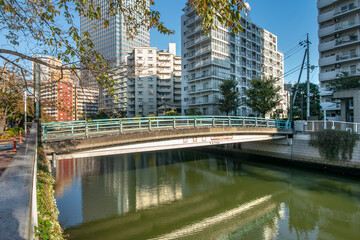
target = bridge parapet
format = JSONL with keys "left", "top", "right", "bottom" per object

{"left": 42, "top": 116, "right": 291, "bottom": 142}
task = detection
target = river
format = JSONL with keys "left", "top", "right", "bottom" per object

{"left": 54, "top": 148, "right": 360, "bottom": 240}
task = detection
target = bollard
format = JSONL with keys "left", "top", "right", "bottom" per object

{"left": 19, "top": 130, "right": 23, "bottom": 143}
{"left": 13, "top": 136, "right": 17, "bottom": 152}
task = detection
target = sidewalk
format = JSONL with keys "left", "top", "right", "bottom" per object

{"left": 0, "top": 138, "right": 22, "bottom": 176}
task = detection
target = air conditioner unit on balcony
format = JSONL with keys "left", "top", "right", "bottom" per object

{"left": 334, "top": 33, "right": 340, "bottom": 38}
{"left": 334, "top": 18, "right": 339, "bottom": 23}
{"left": 335, "top": 64, "right": 341, "bottom": 68}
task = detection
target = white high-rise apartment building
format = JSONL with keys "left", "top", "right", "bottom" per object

{"left": 126, "top": 43, "right": 182, "bottom": 117}
{"left": 181, "top": 6, "right": 284, "bottom": 116}
{"left": 318, "top": 0, "right": 360, "bottom": 121}
{"left": 80, "top": 0, "right": 150, "bottom": 66}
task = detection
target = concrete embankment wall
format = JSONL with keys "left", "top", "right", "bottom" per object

{"left": 216, "top": 133, "right": 360, "bottom": 176}
{"left": 0, "top": 123, "right": 38, "bottom": 240}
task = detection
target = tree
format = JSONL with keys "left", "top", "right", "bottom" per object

{"left": 245, "top": 77, "right": 282, "bottom": 118}
{"left": 0, "top": 67, "right": 27, "bottom": 133}
{"left": 187, "top": 107, "right": 202, "bottom": 116}
{"left": 291, "top": 83, "right": 321, "bottom": 120}
{"left": 328, "top": 72, "right": 360, "bottom": 91}
{"left": 218, "top": 79, "right": 239, "bottom": 116}
{"left": 0, "top": 0, "right": 247, "bottom": 92}
{"left": 165, "top": 110, "right": 179, "bottom": 116}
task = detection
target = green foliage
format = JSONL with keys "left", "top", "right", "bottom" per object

{"left": 189, "top": 0, "right": 247, "bottom": 34}
{"left": 35, "top": 147, "right": 65, "bottom": 240}
{"left": 328, "top": 72, "right": 360, "bottom": 91}
{"left": 245, "top": 77, "right": 282, "bottom": 117}
{"left": 309, "top": 130, "right": 359, "bottom": 161}
{"left": 218, "top": 79, "right": 238, "bottom": 116}
{"left": 165, "top": 110, "right": 179, "bottom": 116}
{"left": 147, "top": 114, "right": 156, "bottom": 120}
{"left": 187, "top": 107, "right": 202, "bottom": 116}
{"left": 4, "top": 127, "right": 24, "bottom": 137}
{"left": 291, "top": 83, "right": 321, "bottom": 120}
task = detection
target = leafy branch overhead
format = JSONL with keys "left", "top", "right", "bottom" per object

{"left": 0, "top": 0, "right": 247, "bottom": 90}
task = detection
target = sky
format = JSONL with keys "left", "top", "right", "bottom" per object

{"left": 150, "top": 0, "right": 320, "bottom": 85}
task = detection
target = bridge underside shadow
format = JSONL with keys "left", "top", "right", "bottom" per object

{"left": 44, "top": 127, "right": 292, "bottom": 159}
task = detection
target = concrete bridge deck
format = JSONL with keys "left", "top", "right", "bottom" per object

{"left": 44, "top": 126, "right": 292, "bottom": 159}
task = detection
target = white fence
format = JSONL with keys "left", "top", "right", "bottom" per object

{"left": 300, "top": 120, "right": 360, "bottom": 134}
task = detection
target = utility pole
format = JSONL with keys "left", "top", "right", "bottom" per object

{"left": 306, "top": 33, "right": 311, "bottom": 120}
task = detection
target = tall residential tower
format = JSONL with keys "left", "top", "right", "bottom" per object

{"left": 181, "top": 6, "right": 284, "bottom": 116}
{"left": 318, "top": 0, "right": 360, "bottom": 121}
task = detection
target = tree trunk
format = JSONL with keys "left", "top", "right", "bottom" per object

{"left": 0, "top": 116, "right": 6, "bottom": 134}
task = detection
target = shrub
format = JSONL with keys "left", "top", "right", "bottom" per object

{"left": 309, "top": 129, "right": 359, "bottom": 161}
{"left": 35, "top": 147, "right": 65, "bottom": 240}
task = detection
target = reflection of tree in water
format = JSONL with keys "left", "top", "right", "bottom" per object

{"left": 287, "top": 191, "right": 319, "bottom": 239}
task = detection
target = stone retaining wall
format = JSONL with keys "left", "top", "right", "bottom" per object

{"left": 221, "top": 133, "right": 360, "bottom": 174}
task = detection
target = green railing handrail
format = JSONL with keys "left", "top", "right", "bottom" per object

{"left": 42, "top": 116, "right": 291, "bottom": 142}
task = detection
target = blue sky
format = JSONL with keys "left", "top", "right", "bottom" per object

{"left": 150, "top": 0, "right": 319, "bottom": 84}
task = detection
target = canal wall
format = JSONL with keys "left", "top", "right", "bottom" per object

{"left": 216, "top": 133, "right": 360, "bottom": 176}
{"left": 0, "top": 123, "right": 38, "bottom": 240}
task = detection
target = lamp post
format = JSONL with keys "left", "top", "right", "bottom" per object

{"left": 24, "top": 90, "right": 27, "bottom": 139}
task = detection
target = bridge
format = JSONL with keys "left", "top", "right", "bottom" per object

{"left": 42, "top": 116, "right": 292, "bottom": 159}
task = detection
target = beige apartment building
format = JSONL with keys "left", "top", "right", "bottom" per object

{"left": 126, "top": 43, "right": 182, "bottom": 117}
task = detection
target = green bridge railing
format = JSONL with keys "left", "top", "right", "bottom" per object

{"left": 42, "top": 116, "right": 291, "bottom": 142}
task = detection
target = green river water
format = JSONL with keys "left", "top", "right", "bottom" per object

{"left": 54, "top": 149, "right": 360, "bottom": 240}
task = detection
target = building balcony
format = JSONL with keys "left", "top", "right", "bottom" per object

{"left": 319, "top": 88, "right": 334, "bottom": 96}
{"left": 335, "top": 20, "right": 360, "bottom": 32}
{"left": 319, "top": 55, "right": 336, "bottom": 67}
{"left": 318, "top": 9, "right": 335, "bottom": 23}
{"left": 318, "top": 24, "right": 335, "bottom": 37}
{"left": 173, "top": 72, "right": 181, "bottom": 77}
{"left": 318, "top": 0, "right": 337, "bottom": 9}
{"left": 319, "top": 71, "right": 338, "bottom": 81}
{"left": 319, "top": 35, "right": 359, "bottom": 52}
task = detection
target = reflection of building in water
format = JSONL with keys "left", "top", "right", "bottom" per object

{"left": 55, "top": 159, "right": 78, "bottom": 197}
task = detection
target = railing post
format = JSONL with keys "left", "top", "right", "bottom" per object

{"left": 212, "top": 117, "right": 215, "bottom": 127}
{"left": 356, "top": 123, "right": 358, "bottom": 134}
{"left": 312, "top": 121, "right": 314, "bottom": 132}
{"left": 173, "top": 118, "right": 176, "bottom": 129}
{"left": 139, "top": 119, "right": 141, "bottom": 128}
{"left": 71, "top": 123, "right": 74, "bottom": 134}
{"left": 243, "top": 117, "right": 245, "bottom": 127}
{"left": 255, "top": 118, "right": 258, "bottom": 127}
{"left": 96, "top": 122, "right": 99, "bottom": 132}
{"left": 157, "top": 118, "right": 159, "bottom": 128}
{"left": 149, "top": 118, "right": 152, "bottom": 131}
{"left": 85, "top": 122, "right": 89, "bottom": 138}
{"left": 194, "top": 117, "right": 197, "bottom": 128}
{"left": 228, "top": 117, "right": 231, "bottom": 127}
{"left": 119, "top": 119, "right": 123, "bottom": 134}
{"left": 266, "top": 120, "right": 269, "bottom": 128}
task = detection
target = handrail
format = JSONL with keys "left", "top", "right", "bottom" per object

{"left": 304, "top": 120, "right": 360, "bottom": 134}
{"left": 42, "top": 116, "right": 292, "bottom": 142}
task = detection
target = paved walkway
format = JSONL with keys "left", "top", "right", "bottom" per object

{"left": 0, "top": 138, "right": 22, "bottom": 176}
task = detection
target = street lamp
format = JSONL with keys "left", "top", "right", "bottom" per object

{"left": 24, "top": 90, "right": 27, "bottom": 139}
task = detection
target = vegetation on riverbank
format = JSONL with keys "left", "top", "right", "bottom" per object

{"left": 309, "top": 129, "right": 359, "bottom": 161}
{"left": 35, "top": 147, "right": 65, "bottom": 240}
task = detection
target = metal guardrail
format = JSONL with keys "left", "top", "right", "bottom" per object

{"left": 306, "top": 120, "right": 360, "bottom": 134}
{"left": 42, "top": 116, "right": 292, "bottom": 142}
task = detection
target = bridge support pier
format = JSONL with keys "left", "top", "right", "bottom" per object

{"left": 52, "top": 153, "right": 57, "bottom": 169}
